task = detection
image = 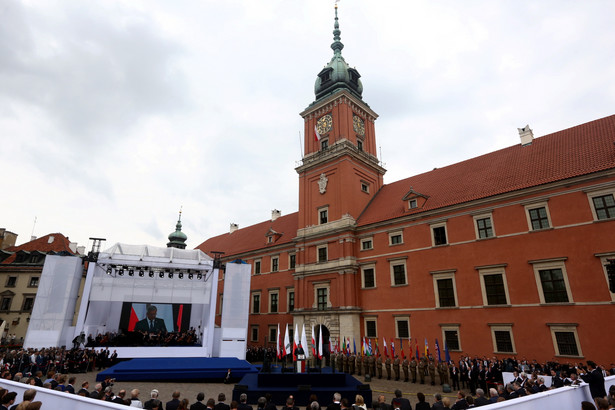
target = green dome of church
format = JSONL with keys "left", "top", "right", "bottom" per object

{"left": 314, "top": 5, "right": 363, "bottom": 101}
{"left": 167, "top": 212, "right": 187, "bottom": 249}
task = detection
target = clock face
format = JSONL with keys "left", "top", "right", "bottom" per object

{"left": 353, "top": 115, "right": 365, "bottom": 136}
{"left": 316, "top": 114, "right": 333, "bottom": 135}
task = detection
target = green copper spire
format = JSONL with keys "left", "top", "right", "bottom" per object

{"left": 331, "top": 4, "right": 344, "bottom": 56}
{"left": 313, "top": 3, "right": 363, "bottom": 101}
{"left": 167, "top": 208, "right": 187, "bottom": 249}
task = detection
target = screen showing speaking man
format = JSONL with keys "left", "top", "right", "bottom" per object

{"left": 134, "top": 305, "right": 168, "bottom": 333}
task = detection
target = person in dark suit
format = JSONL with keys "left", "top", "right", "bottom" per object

{"left": 135, "top": 305, "right": 168, "bottom": 333}
{"left": 214, "top": 393, "right": 230, "bottom": 410}
{"left": 473, "top": 389, "right": 490, "bottom": 407}
{"left": 237, "top": 394, "right": 252, "bottom": 410}
{"left": 414, "top": 393, "right": 430, "bottom": 410}
{"left": 326, "top": 393, "right": 341, "bottom": 410}
{"left": 65, "top": 376, "right": 76, "bottom": 394}
{"left": 580, "top": 361, "right": 607, "bottom": 399}
{"left": 191, "top": 393, "right": 207, "bottom": 410}
{"left": 375, "top": 395, "right": 392, "bottom": 410}
{"left": 390, "top": 390, "right": 411, "bottom": 410}
{"left": 144, "top": 389, "right": 160, "bottom": 409}
{"left": 167, "top": 391, "right": 182, "bottom": 410}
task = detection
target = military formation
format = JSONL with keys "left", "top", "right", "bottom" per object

{"left": 330, "top": 351, "right": 451, "bottom": 385}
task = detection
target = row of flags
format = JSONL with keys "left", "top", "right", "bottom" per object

{"left": 275, "top": 324, "right": 452, "bottom": 363}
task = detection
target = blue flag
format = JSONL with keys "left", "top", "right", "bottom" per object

{"left": 444, "top": 340, "right": 451, "bottom": 363}
{"left": 435, "top": 338, "right": 442, "bottom": 362}
{"left": 353, "top": 337, "right": 357, "bottom": 355}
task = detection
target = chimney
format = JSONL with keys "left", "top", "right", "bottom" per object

{"left": 76, "top": 245, "right": 86, "bottom": 255}
{"left": 271, "top": 209, "right": 281, "bottom": 221}
{"left": 229, "top": 223, "right": 239, "bottom": 233}
{"left": 69, "top": 242, "right": 78, "bottom": 253}
{"left": 47, "top": 235, "right": 54, "bottom": 244}
{"left": 518, "top": 124, "right": 534, "bottom": 146}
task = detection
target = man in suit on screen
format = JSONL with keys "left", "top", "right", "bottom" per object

{"left": 135, "top": 305, "right": 168, "bottom": 333}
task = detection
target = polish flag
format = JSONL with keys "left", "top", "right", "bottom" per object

{"left": 276, "top": 324, "right": 282, "bottom": 359}
{"left": 128, "top": 306, "right": 139, "bottom": 331}
{"left": 317, "top": 324, "right": 323, "bottom": 359}
{"left": 176, "top": 304, "right": 183, "bottom": 331}
{"left": 314, "top": 125, "right": 321, "bottom": 142}
{"left": 311, "top": 324, "right": 317, "bottom": 357}
{"left": 383, "top": 337, "right": 388, "bottom": 358}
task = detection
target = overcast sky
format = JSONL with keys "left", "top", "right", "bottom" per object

{"left": 2, "top": 0, "right": 614, "bottom": 251}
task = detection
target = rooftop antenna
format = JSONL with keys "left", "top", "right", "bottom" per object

{"left": 30, "top": 216, "right": 37, "bottom": 239}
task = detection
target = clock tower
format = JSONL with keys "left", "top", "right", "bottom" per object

{"left": 293, "top": 4, "right": 386, "bottom": 346}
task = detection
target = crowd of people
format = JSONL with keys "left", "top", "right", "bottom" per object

{"left": 84, "top": 328, "right": 201, "bottom": 348}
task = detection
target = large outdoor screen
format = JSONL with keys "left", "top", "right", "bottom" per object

{"left": 119, "top": 302, "right": 192, "bottom": 333}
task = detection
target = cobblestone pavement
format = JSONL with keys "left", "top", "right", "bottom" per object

{"left": 68, "top": 368, "right": 460, "bottom": 408}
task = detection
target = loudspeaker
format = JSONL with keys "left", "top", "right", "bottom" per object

{"left": 235, "top": 385, "right": 248, "bottom": 390}
{"left": 298, "top": 385, "right": 311, "bottom": 391}
{"left": 442, "top": 383, "right": 451, "bottom": 393}
{"left": 358, "top": 384, "right": 370, "bottom": 390}
{"left": 364, "top": 374, "right": 372, "bottom": 382}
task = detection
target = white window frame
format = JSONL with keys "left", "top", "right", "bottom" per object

{"left": 440, "top": 324, "right": 462, "bottom": 352}
{"left": 477, "top": 266, "right": 511, "bottom": 306}
{"left": 318, "top": 206, "right": 329, "bottom": 225}
{"left": 250, "top": 325, "right": 259, "bottom": 342}
{"left": 388, "top": 231, "right": 403, "bottom": 246}
{"left": 548, "top": 323, "right": 583, "bottom": 358}
{"left": 587, "top": 189, "right": 615, "bottom": 221}
{"left": 489, "top": 324, "right": 517, "bottom": 355}
{"left": 530, "top": 258, "right": 573, "bottom": 304}
{"left": 317, "top": 244, "right": 328, "bottom": 263}
{"left": 254, "top": 259, "right": 262, "bottom": 275}
{"left": 408, "top": 199, "right": 418, "bottom": 209}
{"left": 313, "top": 282, "right": 331, "bottom": 310}
{"left": 360, "top": 180, "right": 370, "bottom": 194}
{"left": 271, "top": 255, "right": 279, "bottom": 272}
{"left": 394, "top": 316, "right": 411, "bottom": 339}
{"left": 268, "top": 289, "right": 279, "bottom": 313}
{"left": 524, "top": 201, "right": 552, "bottom": 231}
{"left": 364, "top": 317, "right": 378, "bottom": 339}
{"left": 360, "top": 237, "right": 373, "bottom": 251}
{"left": 361, "top": 263, "right": 377, "bottom": 289}
{"left": 251, "top": 291, "right": 261, "bottom": 314}
{"left": 286, "top": 288, "right": 295, "bottom": 312}
{"left": 389, "top": 258, "right": 408, "bottom": 287}
{"left": 473, "top": 213, "right": 496, "bottom": 239}
{"left": 597, "top": 253, "right": 615, "bottom": 302}
{"left": 430, "top": 222, "right": 448, "bottom": 246}
{"left": 432, "top": 270, "right": 458, "bottom": 308}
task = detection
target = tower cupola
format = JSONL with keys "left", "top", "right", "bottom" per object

{"left": 167, "top": 210, "right": 187, "bottom": 249}
{"left": 314, "top": 4, "right": 363, "bottom": 101}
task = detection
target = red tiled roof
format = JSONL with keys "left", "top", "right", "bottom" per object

{"left": 1, "top": 233, "right": 77, "bottom": 264}
{"left": 197, "top": 114, "right": 615, "bottom": 254}
{"left": 195, "top": 212, "right": 299, "bottom": 257}
{"left": 358, "top": 114, "right": 615, "bottom": 225}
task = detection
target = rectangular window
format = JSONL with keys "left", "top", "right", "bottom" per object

{"left": 317, "top": 246, "right": 327, "bottom": 263}
{"left": 269, "top": 326, "right": 277, "bottom": 344}
{"left": 317, "top": 288, "right": 328, "bottom": 311}
{"left": 483, "top": 274, "right": 508, "bottom": 305}
{"left": 476, "top": 217, "right": 494, "bottom": 239}
{"left": 361, "top": 182, "right": 369, "bottom": 193}
{"left": 22, "top": 297, "right": 35, "bottom": 312}
{"left": 365, "top": 319, "right": 377, "bottom": 338}
{"left": 396, "top": 318, "right": 410, "bottom": 339}
{"left": 494, "top": 331, "right": 514, "bottom": 353}
{"left": 555, "top": 332, "right": 579, "bottom": 356}
{"left": 437, "top": 278, "right": 456, "bottom": 307}
{"left": 389, "top": 232, "right": 403, "bottom": 245}
{"left": 289, "top": 254, "right": 296, "bottom": 269}
{"left": 251, "top": 326, "right": 259, "bottom": 342}
{"left": 361, "top": 238, "right": 373, "bottom": 250}
{"left": 443, "top": 328, "right": 460, "bottom": 351}
{"left": 271, "top": 257, "right": 279, "bottom": 272}
{"left": 321, "top": 139, "right": 328, "bottom": 150}
{"left": 539, "top": 268, "right": 569, "bottom": 303}
{"left": 357, "top": 140, "right": 363, "bottom": 151}
{"left": 0, "top": 297, "right": 11, "bottom": 311}
{"left": 28, "top": 277, "right": 39, "bottom": 287}
{"left": 269, "top": 292, "right": 278, "bottom": 313}
{"left": 432, "top": 225, "right": 448, "bottom": 246}
{"left": 254, "top": 260, "right": 261, "bottom": 275}
{"left": 362, "top": 267, "right": 375, "bottom": 289}
{"left": 252, "top": 293, "right": 260, "bottom": 314}
{"left": 392, "top": 264, "right": 407, "bottom": 286}
{"left": 408, "top": 199, "right": 417, "bottom": 209}
{"left": 528, "top": 206, "right": 550, "bottom": 230}
{"left": 6, "top": 277, "right": 16, "bottom": 287}
{"left": 288, "top": 291, "right": 295, "bottom": 312}
{"left": 592, "top": 194, "right": 615, "bottom": 220}
{"left": 319, "top": 209, "right": 328, "bottom": 224}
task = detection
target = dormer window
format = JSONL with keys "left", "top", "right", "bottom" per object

{"left": 402, "top": 187, "right": 429, "bottom": 210}
{"left": 318, "top": 67, "right": 333, "bottom": 84}
{"left": 409, "top": 199, "right": 417, "bottom": 209}
{"left": 348, "top": 68, "right": 361, "bottom": 85}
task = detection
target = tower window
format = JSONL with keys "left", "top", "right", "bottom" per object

{"left": 357, "top": 140, "right": 363, "bottom": 151}
{"left": 321, "top": 139, "right": 329, "bottom": 150}
{"left": 361, "top": 182, "right": 369, "bottom": 193}
{"left": 319, "top": 209, "right": 328, "bottom": 224}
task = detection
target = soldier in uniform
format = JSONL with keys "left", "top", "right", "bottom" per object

{"left": 428, "top": 357, "right": 436, "bottom": 386}
{"left": 402, "top": 356, "right": 409, "bottom": 382}
{"left": 437, "top": 361, "right": 445, "bottom": 385}
{"left": 338, "top": 352, "right": 344, "bottom": 373}
{"left": 418, "top": 357, "right": 427, "bottom": 384}
{"left": 385, "top": 356, "right": 392, "bottom": 380}
{"left": 348, "top": 353, "right": 355, "bottom": 375}
{"left": 368, "top": 355, "right": 375, "bottom": 377}
{"left": 376, "top": 356, "right": 383, "bottom": 379}
{"left": 356, "top": 354, "right": 362, "bottom": 376}
{"left": 393, "top": 355, "right": 401, "bottom": 381}
{"left": 330, "top": 351, "right": 336, "bottom": 372}
{"left": 440, "top": 361, "right": 449, "bottom": 385}
{"left": 410, "top": 357, "right": 418, "bottom": 383}
{"left": 342, "top": 353, "right": 349, "bottom": 373}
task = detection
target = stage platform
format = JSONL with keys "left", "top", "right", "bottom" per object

{"left": 232, "top": 366, "right": 371, "bottom": 406}
{"left": 96, "top": 357, "right": 258, "bottom": 382}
